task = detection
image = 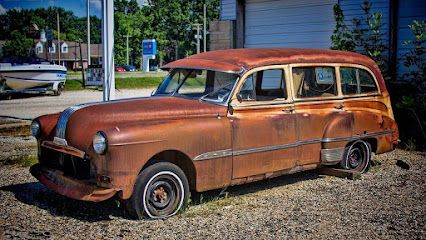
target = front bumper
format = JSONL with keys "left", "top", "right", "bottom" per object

{"left": 30, "top": 164, "right": 118, "bottom": 202}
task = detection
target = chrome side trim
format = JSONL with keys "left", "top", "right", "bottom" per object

{"left": 193, "top": 149, "right": 232, "bottom": 161}
{"left": 193, "top": 130, "right": 394, "bottom": 161}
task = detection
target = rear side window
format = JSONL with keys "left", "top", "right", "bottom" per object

{"left": 239, "top": 69, "right": 286, "bottom": 101}
{"left": 292, "top": 67, "right": 337, "bottom": 98}
{"left": 340, "top": 67, "right": 378, "bottom": 95}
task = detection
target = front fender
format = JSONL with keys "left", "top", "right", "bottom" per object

{"left": 99, "top": 117, "right": 232, "bottom": 198}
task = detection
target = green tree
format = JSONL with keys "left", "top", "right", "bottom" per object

{"left": 330, "top": 4, "right": 354, "bottom": 51}
{"left": 3, "top": 30, "right": 34, "bottom": 57}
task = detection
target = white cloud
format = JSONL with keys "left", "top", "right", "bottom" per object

{"left": 90, "top": 0, "right": 102, "bottom": 10}
{"left": 0, "top": 4, "right": 7, "bottom": 15}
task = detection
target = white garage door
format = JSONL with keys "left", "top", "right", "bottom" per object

{"left": 244, "top": 0, "right": 337, "bottom": 48}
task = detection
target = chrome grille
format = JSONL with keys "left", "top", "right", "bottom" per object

{"left": 55, "top": 105, "right": 86, "bottom": 139}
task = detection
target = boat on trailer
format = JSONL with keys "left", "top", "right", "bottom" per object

{"left": 0, "top": 63, "right": 67, "bottom": 96}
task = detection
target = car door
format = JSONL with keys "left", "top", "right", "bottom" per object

{"left": 228, "top": 66, "right": 297, "bottom": 179}
{"left": 290, "top": 64, "right": 352, "bottom": 166}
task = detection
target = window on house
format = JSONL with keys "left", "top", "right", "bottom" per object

{"left": 48, "top": 44, "right": 56, "bottom": 53}
{"left": 238, "top": 69, "right": 286, "bottom": 101}
{"left": 292, "top": 66, "right": 337, "bottom": 98}
{"left": 61, "top": 44, "right": 68, "bottom": 53}
{"left": 36, "top": 46, "right": 43, "bottom": 54}
{"left": 340, "top": 67, "right": 378, "bottom": 95}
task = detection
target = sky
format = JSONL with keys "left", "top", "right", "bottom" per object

{"left": 0, "top": 0, "right": 145, "bottom": 17}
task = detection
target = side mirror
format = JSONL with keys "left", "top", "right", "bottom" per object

{"left": 236, "top": 93, "right": 243, "bottom": 103}
{"left": 151, "top": 90, "right": 156, "bottom": 96}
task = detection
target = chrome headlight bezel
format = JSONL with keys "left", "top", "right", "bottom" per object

{"left": 93, "top": 131, "right": 108, "bottom": 155}
{"left": 30, "top": 120, "right": 41, "bottom": 138}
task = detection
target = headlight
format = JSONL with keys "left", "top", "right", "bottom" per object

{"left": 30, "top": 120, "right": 40, "bottom": 138}
{"left": 93, "top": 131, "right": 108, "bottom": 154}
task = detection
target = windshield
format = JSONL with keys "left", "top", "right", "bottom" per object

{"left": 154, "top": 69, "right": 239, "bottom": 104}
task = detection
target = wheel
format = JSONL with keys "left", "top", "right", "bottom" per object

{"left": 340, "top": 140, "right": 371, "bottom": 173}
{"left": 126, "top": 162, "right": 189, "bottom": 219}
{"left": 53, "top": 83, "right": 64, "bottom": 96}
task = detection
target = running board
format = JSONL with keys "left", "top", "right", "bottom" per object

{"left": 315, "top": 167, "right": 361, "bottom": 180}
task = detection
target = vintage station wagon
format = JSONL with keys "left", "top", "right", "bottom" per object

{"left": 30, "top": 48, "right": 399, "bottom": 219}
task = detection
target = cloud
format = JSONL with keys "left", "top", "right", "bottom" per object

{"left": 0, "top": 4, "right": 6, "bottom": 15}
{"left": 90, "top": 0, "right": 102, "bottom": 10}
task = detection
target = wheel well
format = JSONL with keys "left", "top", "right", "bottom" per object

{"left": 363, "top": 138, "right": 378, "bottom": 153}
{"left": 143, "top": 150, "right": 196, "bottom": 190}
{"left": 347, "top": 138, "right": 377, "bottom": 153}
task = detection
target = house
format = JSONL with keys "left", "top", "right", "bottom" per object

{"left": 210, "top": 0, "right": 426, "bottom": 79}
{"left": 35, "top": 40, "right": 102, "bottom": 70}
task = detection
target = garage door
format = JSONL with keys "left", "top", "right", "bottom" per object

{"left": 244, "top": 0, "right": 337, "bottom": 48}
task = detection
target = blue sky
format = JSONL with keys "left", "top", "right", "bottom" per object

{"left": 0, "top": 0, "right": 104, "bottom": 17}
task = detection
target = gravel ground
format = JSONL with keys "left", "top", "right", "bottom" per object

{"left": 0, "top": 149, "right": 425, "bottom": 239}
{"left": 0, "top": 89, "right": 154, "bottom": 119}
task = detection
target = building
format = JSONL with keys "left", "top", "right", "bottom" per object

{"left": 35, "top": 40, "right": 102, "bottom": 70}
{"left": 211, "top": 0, "right": 426, "bottom": 79}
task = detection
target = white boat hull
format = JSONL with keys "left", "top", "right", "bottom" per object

{"left": 0, "top": 64, "right": 67, "bottom": 91}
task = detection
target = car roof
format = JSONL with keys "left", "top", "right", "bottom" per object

{"left": 162, "top": 48, "right": 378, "bottom": 74}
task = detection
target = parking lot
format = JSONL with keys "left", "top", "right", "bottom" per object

{"left": 0, "top": 89, "right": 154, "bottom": 120}
{"left": 0, "top": 149, "right": 425, "bottom": 239}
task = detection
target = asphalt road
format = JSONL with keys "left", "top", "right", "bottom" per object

{"left": 0, "top": 89, "right": 154, "bottom": 120}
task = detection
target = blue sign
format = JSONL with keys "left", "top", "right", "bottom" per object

{"left": 143, "top": 39, "right": 157, "bottom": 56}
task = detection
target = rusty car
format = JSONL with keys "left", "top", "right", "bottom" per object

{"left": 30, "top": 48, "right": 399, "bottom": 219}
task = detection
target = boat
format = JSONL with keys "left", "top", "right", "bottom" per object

{"left": 0, "top": 63, "right": 67, "bottom": 95}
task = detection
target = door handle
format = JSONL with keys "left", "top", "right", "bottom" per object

{"left": 334, "top": 104, "right": 344, "bottom": 110}
{"left": 282, "top": 107, "right": 295, "bottom": 113}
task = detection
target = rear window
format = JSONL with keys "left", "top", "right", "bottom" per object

{"left": 340, "top": 67, "right": 378, "bottom": 95}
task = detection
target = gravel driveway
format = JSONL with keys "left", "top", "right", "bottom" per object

{"left": 0, "top": 89, "right": 154, "bottom": 120}
{"left": 0, "top": 149, "right": 425, "bottom": 239}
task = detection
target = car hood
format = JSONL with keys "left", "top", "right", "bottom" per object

{"left": 63, "top": 96, "right": 228, "bottom": 148}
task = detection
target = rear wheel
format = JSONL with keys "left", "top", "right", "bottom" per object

{"left": 340, "top": 140, "right": 371, "bottom": 173}
{"left": 126, "top": 162, "right": 189, "bottom": 219}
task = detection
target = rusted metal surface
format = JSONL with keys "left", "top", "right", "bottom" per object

{"left": 31, "top": 48, "right": 398, "bottom": 203}
{"left": 30, "top": 164, "right": 118, "bottom": 202}
{"left": 41, "top": 141, "right": 86, "bottom": 159}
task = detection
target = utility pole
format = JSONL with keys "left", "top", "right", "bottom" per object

{"left": 87, "top": 0, "right": 91, "bottom": 66}
{"left": 203, "top": 4, "right": 207, "bottom": 52}
{"left": 102, "top": 0, "right": 115, "bottom": 101}
{"left": 126, "top": 34, "right": 130, "bottom": 65}
{"left": 57, "top": 12, "right": 61, "bottom": 64}
{"left": 193, "top": 23, "right": 202, "bottom": 54}
{"left": 78, "top": 39, "right": 86, "bottom": 87}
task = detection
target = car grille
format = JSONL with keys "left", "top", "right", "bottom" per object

{"left": 40, "top": 147, "right": 93, "bottom": 180}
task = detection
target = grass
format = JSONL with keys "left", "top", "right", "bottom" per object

{"left": 2, "top": 154, "right": 38, "bottom": 167}
{"left": 64, "top": 76, "right": 164, "bottom": 91}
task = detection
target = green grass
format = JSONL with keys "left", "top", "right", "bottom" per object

{"left": 64, "top": 76, "right": 164, "bottom": 91}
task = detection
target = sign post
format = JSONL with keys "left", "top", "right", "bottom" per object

{"left": 101, "top": 0, "right": 115, "bottom": 101}
{"left": 142, "top": 39, "right": 156, "bottom": 72}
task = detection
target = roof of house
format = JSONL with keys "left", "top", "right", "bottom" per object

{"left": 162, "top": 48, "right": 378, "bottom": 74}
{"left": 35, "top": 40, "right": 102, "bottom": 61}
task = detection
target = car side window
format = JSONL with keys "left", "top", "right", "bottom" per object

{"left": 340, "top": 67, "right": 378, "bottom": 95}
{"left": 340, "top": 67, "right": 358, "bottom": 95}
{"left": 292, "top": 67, "right": 337, "bottom": 98}
{"left": 358, "top": 69, "right": 378, "bottom": 93}
{"left": 238, "top": 69, "right": 286, "bottom": 101}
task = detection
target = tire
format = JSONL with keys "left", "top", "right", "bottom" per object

{"left": 340, "top": 140, "right": 371, "bottom": 173}
{"left": 126, "top": 162, "right": 189, "bottom": 219}
{"left": 53, "top": 83, "right": 64, "bottom": 96}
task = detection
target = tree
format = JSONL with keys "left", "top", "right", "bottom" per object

{"left": 3, "top": 30, "right": 34, "bottom": 57}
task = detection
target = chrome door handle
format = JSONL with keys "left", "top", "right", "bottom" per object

{"left": 334, "top": 104, "right": 344, "bottom": 110}
{"left": 282, "top": 107, "right": 295, "bottom": 113}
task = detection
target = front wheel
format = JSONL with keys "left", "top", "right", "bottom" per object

{"left": 126, "top": 162, "right": 189, "bottom": 219}
{"left": 340, "top": 140, "right": 371, "bottom": 173}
